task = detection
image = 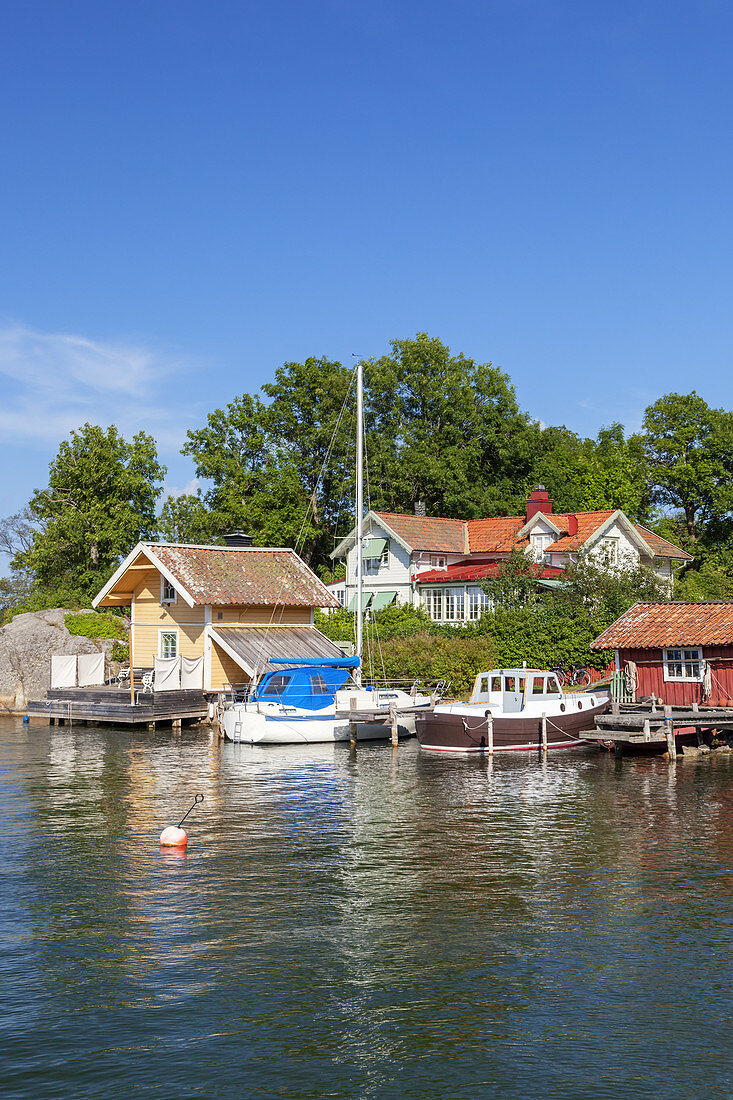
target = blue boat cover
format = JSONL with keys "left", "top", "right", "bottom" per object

{"left": 253, "top": 663, "right": 358, "bottom": 710}
{"left": 267, "top": 656, "right": 360, "bottom": 669}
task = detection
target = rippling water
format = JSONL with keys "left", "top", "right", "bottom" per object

{"left": 1, "top": 717, "right": 732, "bottom": 1098}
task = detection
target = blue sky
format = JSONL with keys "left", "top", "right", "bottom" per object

{"left": 1, "top": 0, "right": 732, "bottom": 549}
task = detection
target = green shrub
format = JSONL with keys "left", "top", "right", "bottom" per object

{"left": 110, "top": 641, "right": 129, "bottom": 662}
{"left": 65, "top": 612, "right": 127, "bottom": 640}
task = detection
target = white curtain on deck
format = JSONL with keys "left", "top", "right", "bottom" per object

{"left": 51, "top": 655, "right": 77, "bottom": 688}
{"left": 154, "top": 657, "right": 181, "bottom": 691}
{"left": 181, "top": 655, "right": 203, "bottom": 689}
{"left": 78, "top": 653, "right": 105, "bottom": 687}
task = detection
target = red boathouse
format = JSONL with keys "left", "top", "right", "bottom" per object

{"left": 591, "top": 601, "right": 733, "bottom": 707}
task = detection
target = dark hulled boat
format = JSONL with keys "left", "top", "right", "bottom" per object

{"left": 415, "top": 668, "right": 610, "bottom": 753}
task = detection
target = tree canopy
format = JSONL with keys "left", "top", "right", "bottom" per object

{"left": 15, "top": 423, "right": 165, "bottom": 603}
{"left": 5, "top": 335, "right": 733, "bottom": 619}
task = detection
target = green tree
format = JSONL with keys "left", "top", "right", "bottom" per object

{"left": 182, "top": 358, "right": 354, "bottom": 564}
{"left": 364, "top": 333, "right": 539, "bottom": 517}
{"left": 158, "top": 493, "right": 215, "bottom": 544}
{"left": 16, "top": 423, "right": 165, "bottom": 600}
{"left": 642, "top": 391, "right": 733, "bottom": 545}
{"left": 532, "top": 423, "right": 649, "bottom": 518}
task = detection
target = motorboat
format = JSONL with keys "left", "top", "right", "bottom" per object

{"left": 414, "top": 667, "right": 610, "bottom": 753}
{"left": 221, "top": 656, "right": 433, "bottom": 744}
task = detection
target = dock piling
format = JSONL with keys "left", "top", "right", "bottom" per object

{"left": 390, "top": 703, "right": 398, "bottom": 748}
{"left": 541, "top": 713, "right": 548, "bottom": 753}
{"left": 350, "top": 696, "right": 357, "bottom": 744}
{"left": 487, "top": 714, "right": 494, "bottom": 756}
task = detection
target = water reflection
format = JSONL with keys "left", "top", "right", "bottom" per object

{"left": 1, "top": 717, "right": 733, "bottom": 1098}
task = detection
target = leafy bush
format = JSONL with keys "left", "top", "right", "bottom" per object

{"left": 65, "top": 612, "right": 127, "bottom": 640}
{"left": 362, "top": 632, "right": 495, "bottom": 697}
{"left": 110, "top": 641, "right": 129, "bottom": 662}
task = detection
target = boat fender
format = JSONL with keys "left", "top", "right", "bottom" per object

{"left": 208, "top": 701, "right": 216, "bottom": 721}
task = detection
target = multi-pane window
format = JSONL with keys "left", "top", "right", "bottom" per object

{"left": 159, "top": 630, "right": 178, "bottom": 659}
{"left": 663, "top": 647, "right": 703, "bottom": 682}
{"left": 444, "top": 589, "right": 464, "bottom": 621}
{"left": 363, "top": 542, "right": 389, "bottom": 574}
{"left": 467, "top": 588, "right": 492, "bottom": 620}
{"left": 424, "top": 589, "right": 443, "bottom": 621}
{"left": 531, "top": 533, "right": 552, "bottom": 562}
{"left": 600, "top": 537, "right": 620, "bottom": 565}
{"left": 161, "top": 578, "right": 177, "bottom": 604}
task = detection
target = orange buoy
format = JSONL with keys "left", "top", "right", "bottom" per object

{"left": 160, "top": 825, "right": 188, "bottom": 848}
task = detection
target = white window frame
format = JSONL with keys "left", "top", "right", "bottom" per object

{"left": 430, "top": 554, "right": 447, "bottom": 569}
{"left": 467, "top": 587, "right": 492, "bottom": 620}
{"left": 663, "top": 647, "right": 703, "bottom": 682}
{"left": 444, "top": 588, "right": 465, "bottom": 622}
{"left": 600, "top": 537, "right": 620, "bottom": 566}
{"left": 161, "top": 576, "right": 177, "bottom": 605}
{"left": 159, "top": 629, "right": 179, "bottom": 659}
{"left": 363, "top": 541, "right": 389, "bottom": 575}
{"left": 530, "top": 533, "right": 552, "bottom": 562}
{"left": 424, "top": 588, "right": 443, "bottom": 621}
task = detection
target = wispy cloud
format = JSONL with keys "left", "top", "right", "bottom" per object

{"left": 0, "top": 322, "right": 200, "bottom": 448}
{"left": 162, "top": 478, "right": 202, "bottom": 500}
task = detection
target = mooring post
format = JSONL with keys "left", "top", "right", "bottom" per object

{"left": 390, "top": 703, "right": 398, "bottom": 748}
{"left": 664, "top": 705, "right": 676, "bottom": 760}
{"left": 487, "top": 714, "right": 494, "bottom": 756}
{"left": 643, "top": 718, "right": 651, "bottom": 742}
{"left": 541, "top": 712, "right": 548, "bottom": 753}
{"left": 350, "top": 696, "right": 357, "bottom": 744}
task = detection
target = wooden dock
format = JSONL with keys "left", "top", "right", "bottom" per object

{"left": 27, "top": 685, "right": 209, "bottom": 727}
{"left": 587, "top": 703, "right": 733, "bottom": 759}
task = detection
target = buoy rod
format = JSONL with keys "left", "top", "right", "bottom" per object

{"left": 177, "top": 792, "right": 204, "bottom": 828}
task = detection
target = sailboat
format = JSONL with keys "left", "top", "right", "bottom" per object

{"left": 221, "top": 360, "right": 435, "bottom": 745}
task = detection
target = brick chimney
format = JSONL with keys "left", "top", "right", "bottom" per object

{"left": 567, "top": 514, "right": 578, "bottom": 536}
{"left": 526, "top": 485, "right": 553, "bottom": 521}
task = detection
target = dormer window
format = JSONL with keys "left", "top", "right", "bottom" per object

{"left": 161, "top": 577, "right": 177, "bottom": 605}
{"left": 530, "top": 533, "right": 552, "bottom": 562}
{"left": 430, "top": 555, "right": 446, "bottom": 569}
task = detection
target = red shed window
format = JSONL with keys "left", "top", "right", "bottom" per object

{"left": 663, "top": 647, "right": 703, "bottom": 682}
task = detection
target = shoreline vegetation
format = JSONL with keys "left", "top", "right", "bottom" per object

{"left": 2, "top": 334, "right": 733, "bottom": 688}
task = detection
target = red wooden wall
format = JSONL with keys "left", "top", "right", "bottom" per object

{"left": 619, "top": 646, "right": 733, "bottom": 707}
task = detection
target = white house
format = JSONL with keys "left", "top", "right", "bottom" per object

{"left": 329, "top": 487, "right": 691, "bottom": 625}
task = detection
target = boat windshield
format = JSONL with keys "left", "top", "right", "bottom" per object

{"left": 253, "top": 665, "right": 353, "bottom": 710}
{"left": 260, "top": 675, "right": 292, "bottom": 697}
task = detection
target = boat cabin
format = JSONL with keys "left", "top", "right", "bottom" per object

{"left": 470, "top": 669, "right": 564, "bottom": 711}
{"left": 253, "top": 659, "right": 358, "bottom": 709}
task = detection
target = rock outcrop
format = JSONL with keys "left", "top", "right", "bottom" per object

{"left": 0, "top": 609, "right": 115, "bottom": 714}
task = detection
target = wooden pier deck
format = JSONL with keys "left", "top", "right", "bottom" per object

{"left": 587, "top": 703, "right": 733, "bottom": 759}
{"left": 27, "top": 685, "right": 209, "bottom": 727}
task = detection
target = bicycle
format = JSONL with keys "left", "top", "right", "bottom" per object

{"left": 551, "top": 663, "right": 591, "bottom": 688}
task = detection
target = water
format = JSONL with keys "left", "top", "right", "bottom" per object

{"left": 1, "top": 717, "right": 732, "bottom": 1099}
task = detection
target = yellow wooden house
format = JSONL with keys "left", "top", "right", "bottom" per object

{"left": 92, "top": 538, "right": 342, "bottom": 691}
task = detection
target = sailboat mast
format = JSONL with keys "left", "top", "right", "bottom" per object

{"left": 355, "top": 358, "right": 363, "bottom": 686}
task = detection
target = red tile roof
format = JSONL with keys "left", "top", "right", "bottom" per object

{"left": 545, "top": 511, "right": 616, "bottom": 552}
{"left": 634, "top": 525, "right": 693, "bottom": 561}
{"left": 467, "top": 516, "right": 527, "bottom": 552}
{"left": 591, "top": 602, "right": 733, "bottom": 649}
{"left": 150, "top": 544, "right": 339, "bottom": 607}
{"left": 375, "top": 509, "right": 690, "bottom": 561}
{"left": 373, "top": 512, "right": 466, "bottom": 553}
{"left": 414, "top": 560, "right": 565, "bottom": 583}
